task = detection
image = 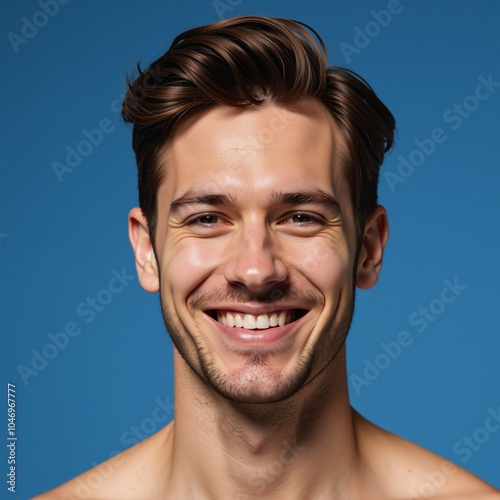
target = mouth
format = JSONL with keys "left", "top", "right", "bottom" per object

{"left": 206, "top": 309, "right": 308, "bottom": 330}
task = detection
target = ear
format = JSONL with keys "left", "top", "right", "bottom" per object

{"left": 356, "top": 205, "right": 389, "bottom": 290}
{"left": 128, "top": 207, "right": 160, "bottom": 293}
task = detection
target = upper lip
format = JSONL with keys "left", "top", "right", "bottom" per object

{"left": 203, "top": 304, "right": 309, "bottom": 315}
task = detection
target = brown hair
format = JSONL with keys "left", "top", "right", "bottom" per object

{"left": 122, "top": 16, "right": 395, "bottom": 244}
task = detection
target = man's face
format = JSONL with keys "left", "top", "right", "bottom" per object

{"left": 134, "top": 100, "right": 380, "bottom": 404}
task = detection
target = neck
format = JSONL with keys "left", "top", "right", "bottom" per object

{"left": 167, "top": 347, "right": 365, "bottom": 499}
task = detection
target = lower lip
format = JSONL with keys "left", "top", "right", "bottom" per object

{"left": 205, "top": 312, "right": 305, "bottom": 347}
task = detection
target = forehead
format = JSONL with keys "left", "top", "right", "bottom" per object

{"left": 157, "top": 99, "right": 348, "bottom": 204}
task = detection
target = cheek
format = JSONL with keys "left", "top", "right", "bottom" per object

{"left": 293, "top": 236, "right": 351, "bottom": 294}
{"left": 162, "top": 237, "right": 227, "bottom": 301}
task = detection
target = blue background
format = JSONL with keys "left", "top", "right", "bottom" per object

{"left": 1, "top": 0, "right": 499, "bottom": 497}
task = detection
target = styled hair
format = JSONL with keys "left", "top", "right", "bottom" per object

{"left": 122, "top": 16, "right": 395, "bottom": 244}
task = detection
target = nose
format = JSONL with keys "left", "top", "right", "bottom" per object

{"left": 224, "top": 221, "right": 288, "bottom": 292}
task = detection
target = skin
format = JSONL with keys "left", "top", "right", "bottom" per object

{"left": 34, "top": 101, "right": 499, "bottom": 499}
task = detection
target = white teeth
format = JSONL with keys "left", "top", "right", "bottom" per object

{"left": 243, "top": 314, "right": 256, "bottom": 329}
{"left": 215, "top": 310, "right": 299, "bottom": 330}
{"left": 278, "top": 311, "right": 286, "bottom": 327}
{"left": 256, "top": 314, "right": 270, "bottom": 329}
{"left": 234, "top": 314, "right": 243, "bottom": 328}
{"left": 269, "top": 313, "right": 278, "bottom": 327}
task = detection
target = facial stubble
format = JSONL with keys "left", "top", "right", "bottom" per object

{"left": 158, "top": 284, "right": 355, "bottom": 405}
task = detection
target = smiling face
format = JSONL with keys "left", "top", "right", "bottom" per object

{"left": 129, "top": 99, "right": 388, "bottom": 404}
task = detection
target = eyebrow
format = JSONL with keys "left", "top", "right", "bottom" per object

{"left": 169, "top": 192, "right": 237, "bottom": 216}
{"left": 269, "top": 189, "right": 341, "bottom": 214}
{"left": 169, "top": 188, "right": 341, "bottom": 216}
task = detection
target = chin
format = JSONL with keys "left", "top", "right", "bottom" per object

{"left": 199, "top": 352, "right": 316, "bottom": 404}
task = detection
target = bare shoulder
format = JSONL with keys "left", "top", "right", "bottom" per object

{"left": 353, "top": 410, "right": 500, "bottom": 499}
{"left": 31, "top": 423, "right": 173, "bottom": 500}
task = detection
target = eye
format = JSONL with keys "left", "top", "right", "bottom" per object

{"left": 290, "top": 214, "right": 315, "bottom": 224}
{"left": 192, "top": 214, "right": 219, "bottom": 225}
{"left": 186, "top": 212, "right": 230, "bottom": 230}
{"left": 279, "top": 212, "right": 323, "bottom": 226}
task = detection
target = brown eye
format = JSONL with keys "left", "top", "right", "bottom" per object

{"left": 197, "top": 214, "right": 219, "bottom": 225}
{"left": 291, "top": 214, "right": 313, "bottom": 223}
{"left": 186, "top": 213, "right": 230, "bottom": 230}
{"left": 279, "top": 212, "right": 322, "bottom": 226}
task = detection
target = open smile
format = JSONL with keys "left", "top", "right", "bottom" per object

{"left": 206, "top": 309, "right": 308, "bottom": 330}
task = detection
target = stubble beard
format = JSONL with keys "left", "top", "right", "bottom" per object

{"left": 159, "top": 285, "right": 355, "bottom": 405}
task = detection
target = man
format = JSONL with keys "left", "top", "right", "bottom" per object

{"left": 35, "top": 16, "right": 499, "bottom": 500}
